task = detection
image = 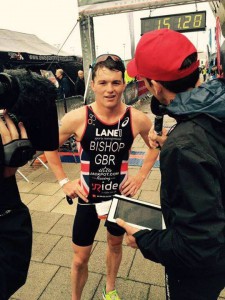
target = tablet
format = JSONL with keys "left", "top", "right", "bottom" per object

{"left": 107, "top": 194, "right": 162, "bottom": 230}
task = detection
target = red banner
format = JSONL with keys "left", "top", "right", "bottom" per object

{"left": 137, "top": 80, "right": 148, "bottom": 97}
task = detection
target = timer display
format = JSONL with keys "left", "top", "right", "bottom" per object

{"left": 141, "top": 11, "right": 206, "bottom": 34}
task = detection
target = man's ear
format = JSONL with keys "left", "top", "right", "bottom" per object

{"left": 123, "top": 81, "right": 127, "bottom": 91}
{"left": 151, "top": 80, "right": 163, "bottom": 97}
{"left": 90, "top": 80, "right": 95, "bottom": 92}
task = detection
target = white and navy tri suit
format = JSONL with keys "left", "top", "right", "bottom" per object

{"left": 73, "top": 105, "right": 134, "bottom": 246}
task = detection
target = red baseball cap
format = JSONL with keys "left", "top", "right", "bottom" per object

{"left": 127, "top": 29, "right": 199, "bottom": 81}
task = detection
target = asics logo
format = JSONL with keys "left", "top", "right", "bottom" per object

{"left": 121, "top": 117, "right": 129, "bottom": 127}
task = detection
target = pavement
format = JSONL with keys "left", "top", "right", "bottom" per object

{"left": 10, "top": 99, "right": 225, "bottom": 300}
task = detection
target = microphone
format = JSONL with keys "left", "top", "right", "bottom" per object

{"left": 150, "top": 96, "right": 165, "bottom": 135}
{"left": 150, "top": 96, "right": 165, "bottom": 149}
{"left": 0, "top": 69, "right": 59, "bottom": 151}
{"left": 154, "top": 115, "right": 163, "bottom": 136}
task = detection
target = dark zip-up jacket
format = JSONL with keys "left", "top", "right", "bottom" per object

{"left": 134, "top": 79, "right": 225, "bottom": 277}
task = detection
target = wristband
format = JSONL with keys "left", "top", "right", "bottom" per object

{"left": 59, "top": 178, "right": 70, "bottom": 187}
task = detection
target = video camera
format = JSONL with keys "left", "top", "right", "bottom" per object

{"left": 0, "top": 69, "right": 59, "bottom": 151}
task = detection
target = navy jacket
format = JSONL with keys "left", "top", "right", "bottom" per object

{"left": 57, "top": 76, "right": 71, "bottom": 99}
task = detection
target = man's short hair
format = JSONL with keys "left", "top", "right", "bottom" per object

{"left": 127, "top": 28, "right": 199, "bottom": 82}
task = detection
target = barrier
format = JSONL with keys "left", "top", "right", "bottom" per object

{"left": 18, "top": 97, "right": 84, "bottom": 181}
{"left": 55, "top": 95, "right": 84, "bottom": 120}
{"left": 55, "top": 96, "right": 83, "bottom": 159}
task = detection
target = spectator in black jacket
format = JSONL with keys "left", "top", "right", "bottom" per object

{"left": 74, "top": 70, "right": 85, "bottom": 96}
{"left": 55, "top": 69, "right": 71, "bottom": 99}
{"left": 117, "top": 29, "right": 225, "bottom": 300}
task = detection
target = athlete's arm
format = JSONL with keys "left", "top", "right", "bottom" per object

{"left": 45, "top": 111, "right": 76, "bottom": 181}
{"left": 45, "top": 107, "right": 88, "bottom": 202}
{"left": 121, "top": 109, "right": 159, "bottom": 196}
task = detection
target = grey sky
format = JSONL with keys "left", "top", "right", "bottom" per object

{"left": 0, "top": 1, "right": 217, "bottom": 58}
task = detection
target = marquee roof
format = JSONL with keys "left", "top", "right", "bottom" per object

{"left": 0, "top": 29, "right": 70, "bottom": 56}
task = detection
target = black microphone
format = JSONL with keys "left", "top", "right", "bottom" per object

{"left": 150, "top": 96, "right": 165, "bottom": 149}
{"left": 150, "top": 96, "right": 165, "bottom": 135}
{"left": 154, "top": 115, "right": 163, "bottom": 136}
{"left": 0, "top": 69, "right": 59, "bottom": 151}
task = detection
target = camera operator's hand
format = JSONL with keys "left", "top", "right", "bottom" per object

{"left": 0, "top": 111, "right": 27, "bottom": 177}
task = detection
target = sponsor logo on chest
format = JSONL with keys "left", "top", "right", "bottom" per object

{"left": 96, "top": 128, "right": 122, "bottom": 137}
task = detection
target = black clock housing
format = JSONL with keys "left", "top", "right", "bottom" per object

{"left": 141, "top": 11, "right": 206, "bottom": 34}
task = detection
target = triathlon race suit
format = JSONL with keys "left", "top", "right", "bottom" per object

{"left": 73, "top": 105, "right": 134, "bottom": 246}
{"left": 77, "top": 105, "right": 134, "bottom": 203}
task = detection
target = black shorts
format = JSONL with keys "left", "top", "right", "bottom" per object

{"left": 72, "top": 203, "right": 125, "bottom": 247}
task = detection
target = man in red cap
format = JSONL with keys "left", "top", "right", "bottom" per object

{"left": 117, "top": 29, "right": 225, "bottom": 300}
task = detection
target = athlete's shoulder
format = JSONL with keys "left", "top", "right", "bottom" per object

{"left": 130, "top": 106, "right": 148, "bottom": 119}
{"left": 130, "top": 106, "right": 152, "bottom": 130}
{"left": 61, "top": 105, "right": 86, "bottom": 124}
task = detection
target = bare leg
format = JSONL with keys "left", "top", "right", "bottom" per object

{"left": 105, "top": 232, "right": 124, "bottom": 292}
{"left": 71, "top": 243, "right": 92, "bottom": 300}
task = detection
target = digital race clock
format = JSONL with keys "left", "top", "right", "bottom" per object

{"left": 141, "top": 11, "right": 206, "bottom": 34}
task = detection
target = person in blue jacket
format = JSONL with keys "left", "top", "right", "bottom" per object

{"left": 117, "top": 29, "right": 225, "bottom": 300}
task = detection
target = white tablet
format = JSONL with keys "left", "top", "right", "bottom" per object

{"left": 107, "top": 194, "right": 162, "bottom": 230}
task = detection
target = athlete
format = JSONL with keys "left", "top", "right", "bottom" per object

{"left": 45, "top": 54, "right": 159, "bottom": 300}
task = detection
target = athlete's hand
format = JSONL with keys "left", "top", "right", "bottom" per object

{"left": 121, "top": 175, "right": 144, "bottom": 197}
{"left": 148, "top": 125, "right": 168, "bottom": 149}
{"left": 0, "top": 111, "right": 27, "bottom": 178}
{"left": 62, "top": 178, "right": 88, "bottom": 203}
{"left": 116, "top": 218, "right": 139, "bottom": 248}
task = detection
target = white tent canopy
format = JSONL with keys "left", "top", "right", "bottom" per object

{"left": 0, "top": 28, "right": 70, "bottom": 56}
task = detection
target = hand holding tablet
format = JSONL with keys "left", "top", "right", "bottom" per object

{"left": 116, "top": 218, "right": 139, "bottom": 248}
